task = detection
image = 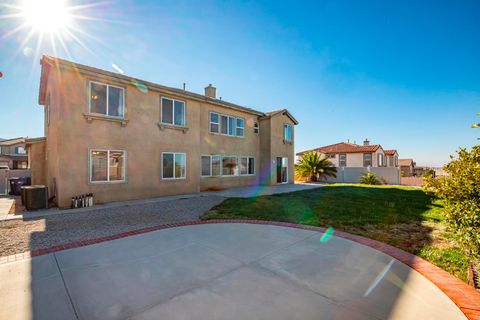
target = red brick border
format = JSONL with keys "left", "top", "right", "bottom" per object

{"left": 1, "top": 219, "right": 479, "bottom": 319}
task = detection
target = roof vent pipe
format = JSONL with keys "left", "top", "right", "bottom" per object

{"left": 363, "top": 139, "right": 370, "bottom": 146}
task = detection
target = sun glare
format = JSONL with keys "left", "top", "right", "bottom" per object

{"left": 21, "top": 0, "right": 71, "bottom": 33}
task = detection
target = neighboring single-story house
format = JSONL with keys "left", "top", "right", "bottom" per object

{"left": 31, "top": 55, "right": 298, "bottom": 207}
{"left": 297, "top": 139, "right": 399, "bottom": 168}
{"left": 0, "top": 137, "right": 28, "bottom": 169}
{"left": 399, "top": 159, "right": 416, "bottom": 177}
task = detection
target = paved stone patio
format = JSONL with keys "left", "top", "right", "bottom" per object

{"left": 0, "top": 223, "right": 466, "bottom": 320}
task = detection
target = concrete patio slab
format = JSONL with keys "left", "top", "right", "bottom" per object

{"left": 0, "top": 223, "right": 466, "bottom": 320}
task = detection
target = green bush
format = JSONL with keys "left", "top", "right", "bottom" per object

{"left": 424, "top": 146, "right": 480, "bottom": 261}
{"left": 360, "top": 172, "right": 380, "bottom": 185}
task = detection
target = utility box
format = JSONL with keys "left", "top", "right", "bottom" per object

{"left": 22, "top": 185, "right": 48, "bottom": 210}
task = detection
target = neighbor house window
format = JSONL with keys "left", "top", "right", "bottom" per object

{"left": 15, "top": 146, "right": 26, "bottom": 154}
{"left": 240, "top": 157, "right": 255, "bottom": 175}
{"left": 236, "top": 118, "right": 245, "bottom": 137}
{"left": 13, "top": 161, "right": 28, "bottom": 169}
{"left": 363, "top": 153, "right": 372, "bottom": 167}
{"left": 162, "top": 152, "right": 186, "bottom": 179}
{"left": 253, "top": 121, "right": 259, "bottom": 134}
{"left": 161, "top": 97, "right": 185, "bottom": 126}
{"left": 89, "top": 82, "right": 124, "bottom": 118}
{"left": 90, "top": 149, "right": 126, "bottom": 183}
{"left": 210, "top": 112, "right": 220, "bottom": 133}
{"left": 283, "top": 124, "right": 292, "bottom": 142}
{"left": 339, "top": 154, "right": 347, "bottom": 167}
{"left": 378, "top": 154, "right": 384, "bottom": 167}
{"left": 222, "top": 156, "right": 238, "bottom": 176}
{"left": 327, "top": 153, "right": 335, "bottom": 159}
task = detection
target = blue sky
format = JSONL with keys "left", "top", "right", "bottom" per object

{"left": 0, "top": 0, "right": 479, "bottom": 166}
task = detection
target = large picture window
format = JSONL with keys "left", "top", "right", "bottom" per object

{"left": 89, "top": 82, "right": 124, "bottom": 118}
{"left": 90, "top": 149, "right": 126, "bottom": 183}
{"left": 162, "top": 152, "right": 186, "bottom": 179}
{"left": 161, "top": 97, "right": 185, "bottom": 126}
{"left": 363, "top": 153, "right": 372, "bottom": 167}
{"left": 222, "top": 156, "right": 238, "bottom": 176}
{"left": 240, "top": 157, "right": 255, "bottom": 175}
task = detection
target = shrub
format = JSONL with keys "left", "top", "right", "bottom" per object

{"left": 295, "top": 152, "right": 337, "bottom": 182}
{"left": 424, "top": 146, "right": 480, "bottom": 261}
{"left": 360, "top": 172, "right": 380, "bottom": 185}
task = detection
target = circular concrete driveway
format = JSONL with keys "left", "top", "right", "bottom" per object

{"left": 1, "top": 223, "right": 466, "bottom": 320}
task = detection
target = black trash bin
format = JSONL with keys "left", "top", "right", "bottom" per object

{"left": 8, "top": 177, "right": 31, "bottom": 196}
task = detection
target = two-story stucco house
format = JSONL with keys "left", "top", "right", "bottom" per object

{"left": 30, "top": 56, "right": 297, "bottom": 207}
{"left": 297, "top": 140, "right": 399, "bottom": 168}
{"left": 0, "top": 137, "right": 28, "bottom": 169}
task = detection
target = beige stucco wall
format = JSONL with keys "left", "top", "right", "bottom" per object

{"left": 40, "top": 65, "right": 296, "bottom": 207}
{"left": 28, "top": 141, "right": 47, "bottom": 186}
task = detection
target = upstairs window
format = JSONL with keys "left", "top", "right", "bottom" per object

{"left": 15, "top": 146, "right": 26, "bottom": 154}
{"left": 161, "top": 97, "right": 185, "bottom": 126}
{"left": 236, "top": 118, "right": 245, "bottom": 137}
{"left": 210, "top": 112, "right": 244, "bottom": 137}
{"left": 363, "top": 153, "right": 372, "bottom": 167}
{"left": 89, "top": 81, "right": 124, "bottom": 118}
{"left": 210, "top": 112, "right": 220, "bottom": 133}
{"left": 253, "top": 121, "right": 259, "bottom": 134}
{"left": 339, "top": 154, "right": 347, "bottom": 167}
{"left": 283, "top": 124, "right": 292, "bottom": 142}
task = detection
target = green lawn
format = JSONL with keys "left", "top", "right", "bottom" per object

{"left": 201, "top": 184, "right": 468, "bottom": 281}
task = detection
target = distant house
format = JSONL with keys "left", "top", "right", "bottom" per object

{"left": 297, "top": 139, "right": 399, "bottom": 168}
{"left": 0, "top": 137, "right": 28, "bottom": 169}
{"left": 398, "top": 158, "right": 415, "bottom": 177}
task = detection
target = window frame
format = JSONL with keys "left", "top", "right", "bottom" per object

{"left": 209, "top": 111, "right": 245, "bottom": 138}
{"left": 88, "top": 149, "right": 127, "bottom": 184}
{"left": 339, "top": 154, "right": 347, "bottom": 167}
{"left": 15, "top": 146, "right": 26, "bottom": 154}
{"left": 253, "top": 121, "right": 259, "bottom": 134}
{"left": 161, "top": 152, "right": 187, "bottom": 180}
{"left": 240, "top": 156, "right": 255, "bottom": 176}
{"left": 160, "top": 97, "right": 186, "bottom": 127}
{"left": 378, "top": 153, "right": 385, "bottom": 167}
{"left": 88, "top": 81, "right": 125, "bottom": 119}
{"left": 283, "top": 123, "right": 293, "bottom": 142}
{"left": 201, "top": 155, "right": 212, "bottom": 177}
{"left": 236, "top": 118, "right": 245, "bottom": 137}
{"left": 209, "top": 112, "right": 220, "bottom": 134}
{"left": 363, "top": 153, "right": 372, "bottom": 167}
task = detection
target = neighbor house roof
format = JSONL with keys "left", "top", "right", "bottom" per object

{"left": 384, "top": 149, "right": 398, "bottom": 156}
{"left": 39, "top": 55, "right": 297, "bottom": 123}
{"left": 398, "top": 159, "right": 414, "bottom": 166}
{"left": 296, "top": 142, "right": 381, "bottom": 156}
{"left": 0, "top": 137, "right": 26, "bottom": 146}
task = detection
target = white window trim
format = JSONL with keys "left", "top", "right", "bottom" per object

{"left": 88, "top": 81, "right": 125, "bottom": 119}
{"left": 283, "top": 123, "right": 292, "bottom": 142}
{"left": 209, "top": 112, "right": 220, "bottom": 134}
{"left": 209, "top": 111, "right": 245, "bottom": 138}
{"left": 239, "top": 156, "right": 255, "bottom": 176}
{"left": 201, "top": 155, "right": 212, "bottom": 177}
{"left": 89, "top": 149, "right": 127, "bottom": 184}
{"left": 236, "top": 118, "right": 245, "bottom": 137}
{"left": 161, "top": 152, "right": 187, "bottom": 180}
{"left": 161, "top": 97, "right": 186, "bottom": 127}
{"left": 201, "top": 155, "right": 256, "bottom": 177}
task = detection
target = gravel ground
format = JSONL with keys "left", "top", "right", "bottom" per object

{"left": 0, "top": 195, "right": 225, "bottom": 257}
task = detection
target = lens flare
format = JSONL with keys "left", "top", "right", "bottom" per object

{"left": 320, "top": 226, "right": 334, "bottom": 243}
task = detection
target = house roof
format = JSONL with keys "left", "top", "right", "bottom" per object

{"left": 384, "top": 149, "right": 398, "bottom": 156}
{"left": 25, "top": 137, "right": 46, "bottom": 145}
{"left": 297, "top": 142, "right": 381, "bottom": 156}
{"left": 261, "top": 109, "right": 299, "bottom": 125}
{"left": 0, "top": 137, "right": 26, "bottom": 146}
{"left": 398, "top": 159, "right": 414, "bottom": 166}
{"left": 39, "top": 55, "right": 297, "bottom": 124}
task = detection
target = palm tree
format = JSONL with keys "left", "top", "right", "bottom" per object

{"left": 295, "top": 152, "right": 337, "bottom": 182}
